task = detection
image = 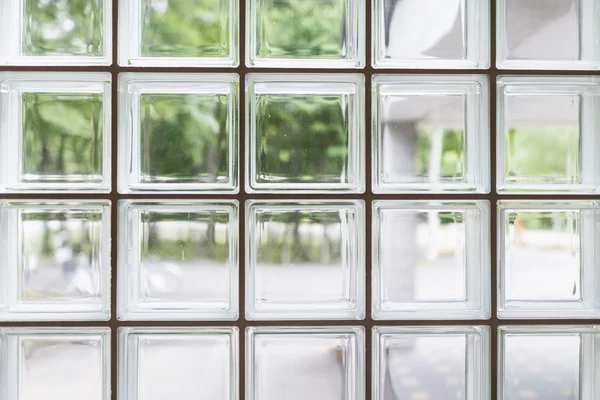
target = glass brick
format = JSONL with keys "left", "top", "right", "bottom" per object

{"left": 246, "top": 201, "right": 365, "bottom": 320}
{"left": 499, "top": 326, "right": 600, "bottom": 400}
{"left": 118, "top": 0, "right": 238, "bottom": 67}
{"left": 246, "top": 326, "right": 364, "bottom": 400}
{"left": 373, "top": 200, "right": 490, "bottom": 320}
{"left": 497, "top": 76, "right": 600, "bottom": 193}
{"left": 246, "top": 74, "right": 365, "bottom": 193}
{"left": 118, "top": 73, "right": 238, "bottom": 194}
{"left": 0, "top": 201, "right": 111, "bottom": 321}
{"left": 0, "top": 0, "right": 112, "bottom": 66}
{"left": 0, "top": 328, "right": 110, "bottom": 400}
{"left": 246, "top": 0, "right": 364, "bottom": 68}
{"left": 118, "top": 200, "right": 238, "bottom": 321}
{"left": 497, "top": 0, "right": 600, "bottom": 70}
{"left": 0, "top": 72, "right": 111, "bottom": 193}
{"left": 119, "top": 327, "right": 238, "bottom": 400}
{"left": 373, "top": 0, "right": 490, "bottom": 69}
{"left": 373, "top": 326, "right": 490, "bottom": 400}
{"left": 373, "top": 75, "right": 490, "bottom": 193}
{"left": 498, "top": 201, "right": 600, "bottom": 319}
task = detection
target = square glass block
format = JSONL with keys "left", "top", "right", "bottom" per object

{"left": 246, "top": 201, "right": 365, "bottom": 320}
{"left": 0, "top": 328, "right": 110, "bottom": 400}
{"left": 118, "top": 73, "right": 238, "bottom": 193}
{"left": 497, "top": 76, "right": 600, "bottom": 193}
{"left": 497, "top": 0, "right": 600, "bottom": 70}
{"left": 373, "top": 201, "right": 490, "bottom": 320}
{"left": 373, "top": 0, "right": 490, "bottom": 69}
{"left": 0, "top": 201, "right": 111, "bottom": 321}
{"left": 118, "top": 200, "right": 238, "bottom": 320}
{"left": 246, "top": 327, "right": 364, "bottom": 400}
{"left": 0, "top": 0, "right": 111, "bottom": 66}
{"left": 373, "top": 75, "right": 490, "bottom": 193}
{"left": 499, "top": 326, "right": 600, "bottom": 400}
{"left": 118, "top": 328, "right": 238, "bottom": 400}
{"left": 0, "top": 72, "right": 112, "bottom": 193}
{"left": 246, "top": 74, "right": 365, "bottom": 193}
{"left": 498, "top": 201, "right": 600, "bottom": 319}
{"left": 373, "top": 326, "right": 490, "bottom": 400}
{"left": 246, "top": 0, "right": 364, "bottom": 68}
{"left": 118, "top": 0, "right": 238, "bottom": 67}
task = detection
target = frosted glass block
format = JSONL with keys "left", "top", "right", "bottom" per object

{"left": 118, "top": 0, "right": 238, "bottom": 67}
{"left": 373, "top": 326, "right": 490, "bottom": 400}
{"left": 498, "top": 201, "right": 600, "bottom": 319}
{"left": 119, "top": 328, "right": 238, "bottom": 400}
{"left": 118, "top": 73, "right": 238, "bottom": 194}
{"left": 246, "top": 0, "right": 364, "bottom": 68}
{"left": 373, "top": 200, "right": 490, "bottom": 320}
{"left": 0, "top": 72, "right": 111, "bottom": 193}
{"left": 497, "top": 76, "right": 600, "bottom": 193}
{"left": 118, "top": 200, "right": 238, "bottom": 321}
{"left": 499, "top": 326, "right": 600, "bottom": 400}
{"left": 246, "top": 74, "right": 365, "bottom": 193}
{"left": 246, "top": 327, "right": 364, "bottom": 400}
{"left": 373, "top": 0, "right": 490, "bottom": 69}
{"left": 0, "top": 0, "right": 112, "bottom": 66}
{"left": 0, "top": 201, "right": 111, "bottom": 321}
{"left": 0, "top": 328, "right": 110, "bottom": 400}
{"left": 246, "top": 201, "right": 365, "bottom": 320}
{"left": 373, "top": 75, "right": 490, "bottom": 193}
{"left": 497, "top": 0, "right": 600, "bottom": 70}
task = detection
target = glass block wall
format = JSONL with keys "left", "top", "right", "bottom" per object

{"left": 1, "top": 0, "right": 599, "bottom": 399}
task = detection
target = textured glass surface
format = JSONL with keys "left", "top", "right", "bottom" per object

{"left": 498, "top": 201, "right": 600, "bottom": 318}
{"left": 373, "top": 326, "right": 490, "bottom": 400}
{"left": 247, "top": 0, "right": 364, "bottom": 68}
{"left": 373, "top": 201, "right": 490, "bottom": 320}
{"left": 0, "top": 201, "right": 111, "bottom": 321}
{"left": 118, "top": 73, "right": 238, "bottom": 193}
{"left": 1, "top": 328, "right": 110, "bottom": 400}
{"left": 118, "top": 0, "right": 237, "bottom": 66}
{"left": 246, "top": 201, "right": 365, "bottom": 320}
{"left": 247, "top": 74, "right": 364, "bottom": 193}
{"left": 118, "top": 201, "right": 238, "bottom": 320}
{"left": 373, "top": 0, "right": 489, "bottom": 68}
{"left": 499, "top": 326, "right": 600, "bottom": 400}
{"left": 373, "top": 75, "right": 489, "bottom": 193}
{"left": 497, "top": 76, "right": 600, "bottom": 193}
{"left": 0, "top": 72, "right": 111, "bottom": 192}
{"left": 497, "top": 0, "right": 599, "bottom": 69}
{"left": 119, "top": 328, "right": 238, "bottom": 400}
{"left": 246, "top": 327, "right": 364, "bottom": 400}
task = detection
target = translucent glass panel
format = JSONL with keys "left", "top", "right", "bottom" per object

{"left": 0, "top": 72, "right": 111, "bottom": 193}
{"left": 118, "top": 201, "right": 238, "bottom": 321}
{"left": 118, "top": 73, "right": 238, "bottom": 193}
{"left": 246, "top": 201, "right": 365, "bottom": 320}
{"left": 0, "top": 328, "right": 110, "bottom": 400}
{"left": 373, "top": 326, "right": 490, "bottom": 400}
{"left": 497, "top": 0, "right": 600, "bottom": 70}
{"left": 373, "top": 201, "right": 490, "bottom": 320}
{"left": 373, "top": 0, "right": 490, "bottom": 69}
{"left": 0, "top": 0, "right": 112, "bottom": 65}
{"left": 498, "top": 201, "right": 600, "bottom": 319}
{"left": 119, "top": 328, "right": 238, "bottom": 400}
{"left": 0, "top": 201, "right": 111, "bottom": 321}
{"left": 246, "top": 0, "right": 364, "bottom": 68}
{"left": 498, "top": 76, "right": 600, "bottom": 193}
{"left": 373, "top": 75, "right": 490, "bottom": 193}
{"left": 246, "top": 327, "right": 364, "bottom": 400}
{"left": 118, "top": 0, "right": 238, "bottom": 67}
{"left": 499, "top": 326, "right": 600, "bottom": 400}
{"left": 246, "top": 74, "right": 364, "bottom": 193}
